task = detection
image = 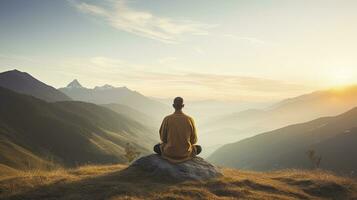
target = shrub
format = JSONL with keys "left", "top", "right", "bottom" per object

{"left": 124, "top": 143, "right": 141, "bottom": 163}
{"left": 306, "top": 149, "right": 322, "bottom": 169}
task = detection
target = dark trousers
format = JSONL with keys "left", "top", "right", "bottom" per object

{"left": 153, "top": 144, "right": 202, "bottom": 156}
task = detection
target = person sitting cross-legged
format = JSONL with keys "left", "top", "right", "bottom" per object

{"left": 154, "top": 97, "right": 202, "bottom": 163}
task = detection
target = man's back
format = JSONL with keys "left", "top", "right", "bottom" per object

{"left": 159, "top": 111, "right": 197, "bottom": 162}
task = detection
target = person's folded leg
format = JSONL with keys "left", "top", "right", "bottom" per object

{"left": 153, "top": 143, "right": 162, "bottom": 155}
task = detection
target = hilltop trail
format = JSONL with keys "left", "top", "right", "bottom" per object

{"left": 1, "top": 163, "right": 356, "bottom": 200}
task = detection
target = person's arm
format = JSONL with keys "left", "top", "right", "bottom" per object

{"left": 159, "top": 117, "right": 168, "bottom": 143}
{"left": 189, "top": 117, "right": 198, "bottom": 144}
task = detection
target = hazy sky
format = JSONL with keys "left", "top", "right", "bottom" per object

{"left": 1, "top": 0, "right": 357, "bottom": 101}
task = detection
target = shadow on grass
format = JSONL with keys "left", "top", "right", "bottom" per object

{"left": 4, "top": 166, "right": 178, "bottom": 200}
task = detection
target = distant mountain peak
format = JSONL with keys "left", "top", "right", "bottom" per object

{"left": 3, "top": 69, "right": 28, "bottom": 76}
{"left": 7, "top": 69, "right": 21, "bottom": 73}
{"left": 94, "top": 84, "right": 115, "bottom": 90}
{"left": 66, "top": 79, "right": 83, "bottom": 89}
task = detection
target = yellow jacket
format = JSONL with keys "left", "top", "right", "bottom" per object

{"left": 159, "top": 111, "right": 198, "bottom": 163}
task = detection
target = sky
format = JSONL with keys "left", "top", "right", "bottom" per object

{"left": 1, "top": 0, "right": 357, "bottom": 101}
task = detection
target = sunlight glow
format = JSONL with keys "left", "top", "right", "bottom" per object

{"left": 328, "top": 69, "right": 354, "bottom": 88}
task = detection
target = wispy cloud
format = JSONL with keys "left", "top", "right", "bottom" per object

{"left": 158, "top": 57, "right": 177, "bottom": 64}
{"left": 73, "top": 1, "right": 211, "bottom": 43}
{"left": 193, "top": 47, "right": 206, "bottom": 55}
{"left": 222, "top": 34, "right": 268, "bottom": 45}
{"left": 125, "top": 72, "right": 310, "bottom": 101}
{"left": 128, "top": 72, "right": 307, "bottom": 93}
{"left": 76, "top": 2, "right": 108, "bottom": 16}
{"left": 59, "top": 56, "right": 310, "bottom": 100}
{"left": 0, "top": 53, "right": 311, "bottom": 100}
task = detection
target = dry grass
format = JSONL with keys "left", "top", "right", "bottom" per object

{"left": 0, "top": 165, "right": 356, "bottom": 200}
{"left": 0, "top": 139, "right": 54, "bottom": 171}
{"left": 0, "top": 164, "right": 18, "bottom": 178}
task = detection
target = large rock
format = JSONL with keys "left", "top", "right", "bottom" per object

{"left": 129, "top": 154, "right": 222, "bottom": 181}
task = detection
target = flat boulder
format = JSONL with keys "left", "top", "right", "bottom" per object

{"left": 129, "top": 154, "right": 222, "bottom": 181}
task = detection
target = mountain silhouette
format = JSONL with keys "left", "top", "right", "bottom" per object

{"left": 66, "top": 79, "right": 83, "bottom": 89}
{"left": 208, "top": 106, "right": 357, "bottom": 175}
{"left": 59, "top": 80, "right": 170, "bottom": 119}
{"left": 204, "top": 86, "right": 357, "bottom": 147}
{"left": 0, "top": 70, "right": 71, "bottom": 102}
{"left": 0, "top": 87, "right": 157, "bottom": 170}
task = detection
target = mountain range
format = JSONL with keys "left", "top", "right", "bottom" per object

{"left": 59, "top": 79, "right": 171, "bottom": 120}
{"left": 208, "top": 106, "right": 357, "bottom": 175}
{"left": 0, "top": 70, "right": 71, "bottom": 102}
{"left": 2, "top": 69, "right": 357, "bottom": 176}
{"left": 202, "top": 86, "right": 357, "bottom": 148}
{"left": 0, "top": 86, "right": 158, "bottom": 170}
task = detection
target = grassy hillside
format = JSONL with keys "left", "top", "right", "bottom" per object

{"left": 1, "top": 164, "right": 356, "bottom": 200}
{"left": 208, "top": 107, "right": 357, "bottom": 175}
{"left": 0, "top": 87, "right": 158, "bottom": 170}
{"left": 0, "top": 164, "right": 18, "bottom": 177}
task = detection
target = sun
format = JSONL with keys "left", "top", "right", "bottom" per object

{"left": 328, "top": 69, "right": 354, "bottom": 88}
